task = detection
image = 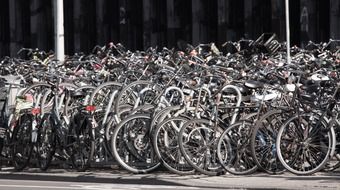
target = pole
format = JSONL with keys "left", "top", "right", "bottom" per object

{"left": 54, "top": 0, "right": 65, "bottom": 62}
{"left": 285, "top": 0, "right": 291, "bottom": 64}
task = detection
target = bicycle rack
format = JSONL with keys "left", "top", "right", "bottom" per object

{"left": 221, "top": 85, "right": 242, "bottom": 125}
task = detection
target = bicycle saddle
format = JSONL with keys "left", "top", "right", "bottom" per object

{"left": 244, "top": 80, "right": 264, "bottom": 89}
{"left": 238, "top": 85, "right": 252, "bottom": 96}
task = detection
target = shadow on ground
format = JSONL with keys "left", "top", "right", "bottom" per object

{"left": 0, "top": 172, "right": 181, "bottom": 186}
{"left": 0, "top": 168, "right": 340, "bottom": 190}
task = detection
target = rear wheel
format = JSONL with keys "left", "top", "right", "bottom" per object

{"left": 36, "top": 113, "right": 56, "bottom": 171}
{"left": 276, "top": 114, "right": 334, "bottom": 175}
{"left": 12, "top": 113, "right": 33, "bottom": 171}
{"left": 153, "top": 116, "right": 195, "bottom": 175}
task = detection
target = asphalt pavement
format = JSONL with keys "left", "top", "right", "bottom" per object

{"left": 0, "top": 167, "right": 339, "bottom": 190}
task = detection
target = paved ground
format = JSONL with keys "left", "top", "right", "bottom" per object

{"left": 0, "top": 168, "right": 339, "bottom": 190}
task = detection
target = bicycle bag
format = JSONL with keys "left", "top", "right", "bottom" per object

{"left": 0, "top": 75, "right": 22, "bottom": 108}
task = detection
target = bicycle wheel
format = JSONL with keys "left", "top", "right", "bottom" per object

{"left": 36, "top": 113, "right": 56, "bottom": 171}
{"left": 150, "top": 106, "right": 182, "bottom": 133}
{"left": 111, "top": 113, "right": 160, "bottom": 173}
{"left": 323, "top": 153, "right": 340, "bottom": 171}
{"left": 217, "top": 120, "right": 258, "bottom": 175}
{"left": 68, "top": 112, "right": 94, "bottom": 172}
{"left": 178, "top": 119, "right": 225, "bottom": 176}
{"left": 276, "top": 113, "right": 335, "bottom": 175}
{"left": 20, "top": 83, "right": 51, "bottom": 98}
{"left": 91, "top": 112, "right": 113, "bottom": 163}
{"left": 89, "top": 82, "right": 122, "bottom": 122}
{"left": 324, "top": 127, "right": 340, "bottom": 171}
{"left": 114, "top": 80, "right": 155, "bottom": 116}
{"left": 12, "top": 113, "right": 33, "bottom": 171}
{"left": 0, "top": 136, "right": 3, "bottom": 157}
{"left": 153, "top": 116, "right": 195, "bottom": 175}
{"left": 0, "top": 112, "right": 15, "bottom": 166}
{"left": 251, "top": 109, "right": 288, "bottom": 174}
{"left": 104, "top": 104, "right": 133, "bottom": 159}
{"left": 0, "top": 119, "right": 6, "bottom": 157}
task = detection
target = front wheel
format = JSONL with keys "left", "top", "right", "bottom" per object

{"left": 217, "top": 120, "right": 258, "bottom": 175}
{"left": 153, "top": 116, "right": 195, "bottom": 175}
{"left": 251, "top": 110, "right": 288, "bottom": 174}
{"left": 178, "top": 119, "right": 225, "bottom": 176}
{"left": 111, "top": 113, "right": 160, "bottom": 173}
{"left": 276, "top": 114, "right": 335, "bottom": 175}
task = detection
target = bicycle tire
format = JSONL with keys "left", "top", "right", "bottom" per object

{"left": 217, "top": 120, "right": 258, "bottom": 175}
{"left": 104, "top": 104, "right": 133, "bottom": 158}
{"left": 68, "top": 112, "right": 95, "bottom": 172}
{"left": 19, "top": 83, "right": 51, "bottom": 97}
{"left": 178, "top": 119, "right": 225, "bottom": 176}
{"left": 276, "top": 113, "right": 335, "bottom": 175}
{"left": 153, "top": 116, "right": 195, "bottom": 175}
{"left": 250, "top": 109, "right": 288, "bottom": 174}
{"left": 36, "top": 113, "right": 56, "bottom": 171}
{"left": 12, "top": 113, "right": 33, "bottom": 171}
{"left": 111, "top": 113, "right": 160, "bottom": 173}
{"left": 114, "top": 80, "right": 154, "bottom": 116}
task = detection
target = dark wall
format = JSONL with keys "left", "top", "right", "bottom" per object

{"left": 290, "top": 0, "right": 301, "bottom": 46}
{"left": 0, "top": 0, "right": 9, "bottom": 56}
{"left": 0, "top": 0, "right": 339, "bottom": 57}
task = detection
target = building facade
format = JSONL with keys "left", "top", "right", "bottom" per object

{"left": 0, "top": 0, "right": 339, "bottom": 57}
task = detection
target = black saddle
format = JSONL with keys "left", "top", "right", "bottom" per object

{"left": 244, "top": 80, "right": 264, "bottom": 89}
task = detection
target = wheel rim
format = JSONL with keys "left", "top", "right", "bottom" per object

{"left": 277, "top": 114, "right": 332, "bottom": 174}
